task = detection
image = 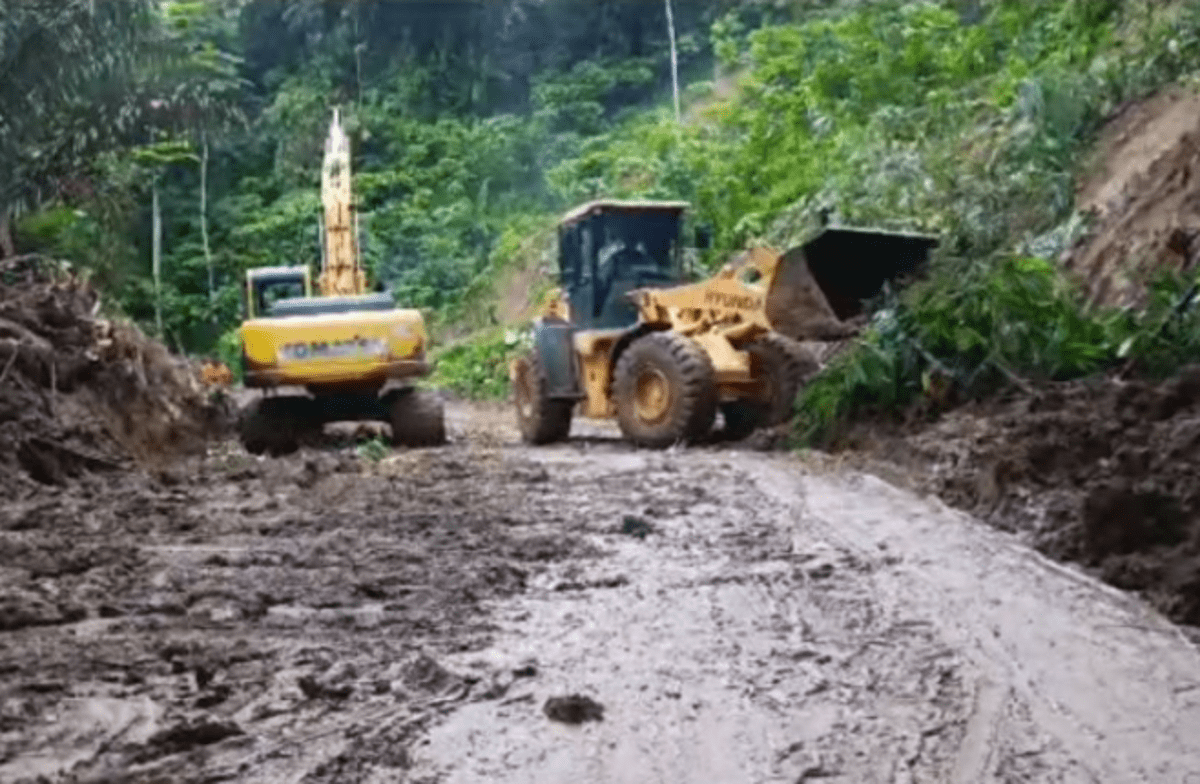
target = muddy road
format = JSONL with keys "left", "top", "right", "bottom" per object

{"left": 2, "top": 402, "right": 1199, "bottom": 783}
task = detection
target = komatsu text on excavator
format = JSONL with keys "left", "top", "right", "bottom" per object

{"left": 236, "top": 110, "right": 444, "bottom": 454}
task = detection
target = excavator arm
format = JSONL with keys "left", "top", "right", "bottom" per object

{"left": 319, "top": 109, "right": 367, "bottom": 297}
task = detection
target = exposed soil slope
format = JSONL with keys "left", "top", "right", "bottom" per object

{"left": 1063, "top": 88, "right": 1200, "bottom": 306}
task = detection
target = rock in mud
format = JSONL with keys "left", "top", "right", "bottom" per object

{"left": 543, "top": 694, "right": 604, "bottom": 724}
{"left": 620, "top": 514, "right": 654, "bottom": 539}
{"left": 299, "top": 661, "right": 358, "bottom": 701}
{"left": 398, "top": 654, "right": 463, "bottom": 697}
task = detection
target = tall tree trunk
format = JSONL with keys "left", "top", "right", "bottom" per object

{"left": 665, "top": 0, "right": 680, "bottom": 123}
{"left": 0, "top": 212, "right": 14, "bottom": 258}
{"left": 152, "top": 181, "right": 163, "bottom": 338}
{"left": 200, "top": 132, "right": 214, "bottom": 302}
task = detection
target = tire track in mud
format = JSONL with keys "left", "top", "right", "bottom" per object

{"left": 764, "top": 463, "right": 1200, "bottom": 783}
{"left": 410, "top": 444, "right": 1200, "bottom": 784}
{"left": 0, "top": 444, "right": 593, "bottom": 783}
{"left": 4, "top": 405, "right": 1200, "bottom": 782}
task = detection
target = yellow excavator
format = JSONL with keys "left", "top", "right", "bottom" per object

{"left": 511, "top": 200, "right": 936, "bottom": 448}
{"left": 237, "top": 110, "right": 444, "bottom": 455}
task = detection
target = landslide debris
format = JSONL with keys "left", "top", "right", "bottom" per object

{"left": 0, "top": 255, "right": 225, "bottom": 498}
{"left": 837, "top": 88, "right": 1200, "bottom": 627}
{"left": 0, "top": 445, "right": 591, "bottom": 783}
{"left": 890, "top": 368, "right": 1200, "bottom": 626}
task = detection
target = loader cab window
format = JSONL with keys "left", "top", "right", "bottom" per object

{"left": 559, "top": 208, "right": 684, "bottom": 330}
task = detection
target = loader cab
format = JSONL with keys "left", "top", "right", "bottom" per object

{"left": 244, "top": 266, "right": 312, "bottom": 319}
{"left": 558, "top": 200, "right": 690, "bottom": 330}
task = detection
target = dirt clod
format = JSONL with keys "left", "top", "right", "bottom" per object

{"left": 619, "top": 514, "right": 653, "bottom": 538}
{"left": 144, "top": 716, "right": 244, "bottom": 756}
{"left": 543, "top": 694, "right": 604, "bottom": 724}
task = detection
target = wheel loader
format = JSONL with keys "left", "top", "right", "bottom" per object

{"left": 236, "top": 110, "right": 444, "bottom": 455}
{"left": 511, "top": 200, "right": 936, "bottom": 448}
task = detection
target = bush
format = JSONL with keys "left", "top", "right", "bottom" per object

{"left": 794, "top": 258, "right": 1200, "bottom": 446}
{"left": 429, "top": 328, "right": 528, "bottom": 400}
{"left": 214, "top": 327, "right": 244, "bottom": 384}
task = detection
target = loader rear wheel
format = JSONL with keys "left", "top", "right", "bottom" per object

{"left": 389, "top": 389, "right": 446, "bottom": 447}
{"left": 512, "top": 353, "right": 573, "bottom": 444}
{"left": 613, "top": 332, "right": 716, "bottom": 448}
{"left": 239, "top": 396, "right": 313, "bottom": 456}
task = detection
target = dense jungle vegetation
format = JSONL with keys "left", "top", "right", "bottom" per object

{"left": 5, "top": 0, "right": 1200, "bottom": 438}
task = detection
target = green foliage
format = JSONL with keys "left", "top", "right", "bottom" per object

{"left": 552, "top": 1, "right": 1200, "bottom": 262}
{"left": 11, "top": 0, "right": 1200, "bottom": 428}
{"left": 795, "top": 258, "right": 1200, "bottom": 446}
{"left": 429, "top": 329, "right": 527, "bottom": 400}
{"left": 0, "top": 0, "right": 159, "bottom": 217}
{"left": 356, "top": 435, "right": 390, "bottom": 463}
{"left": 214, "top": 326, "right": 243, "bottom": 383}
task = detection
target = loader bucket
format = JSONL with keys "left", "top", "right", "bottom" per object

{"left": 766, "top": 228, "right": 938, "bottom": 340}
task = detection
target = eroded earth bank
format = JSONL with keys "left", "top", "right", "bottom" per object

{"left": 2, "top": 403, "right": 1199, "bottom": 784}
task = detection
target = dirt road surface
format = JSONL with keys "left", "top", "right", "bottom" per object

{"left": 2, "top": 402, "right": 1199, "bottom": 783}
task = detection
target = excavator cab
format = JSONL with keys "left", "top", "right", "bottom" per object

{"left": 244, "top": 266, "right": 312, "bottom": 319}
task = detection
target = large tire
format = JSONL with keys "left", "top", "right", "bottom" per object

{"left": 239, "top": 396, "right": 312, "bottom": 456}
{"left": 512, "top": 354, "right": 573, "bottom": 444}
{"left": 613, "top": 332, "right": 717, "bottom": 448}
{"left": 721, "top": 333, "right": 816, "bottom": 440}
{"left": 389, "top": 389, "right": 446, "bottom": 447}
{"left": 720, "top": 400, "right": 761, "bottom": 441}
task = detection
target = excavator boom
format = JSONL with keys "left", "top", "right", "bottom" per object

{"left": 319, "top": 109, "right": 366, "bottom": 297}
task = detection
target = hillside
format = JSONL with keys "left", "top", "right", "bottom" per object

{"left": 434, "top": 1, "right": 1200, "bottom": 398}
{"left": 5, "top": 1, "right": 1200, "bottom": 405}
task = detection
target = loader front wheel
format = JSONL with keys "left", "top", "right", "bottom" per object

{"left": 720, "top": 401, "right": 762, "bottom": 441}
{"left": 389, "top": 389, "right": 447, "bottom": 447}
{"left": 613, "top": 332, "right": 716, "bottom": 448}
{"left": 512, "top": 354, "right": 573, "bottom": 444}
{"left": 740, "top": 334, "right": 814, "bottom": 433}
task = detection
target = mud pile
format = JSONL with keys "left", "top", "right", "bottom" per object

{"left": 1062, "top": 89, "right": 1200, "bottom": 306}
{"left": 0, "top": 256, "right": 223, "bottom": 498}
{"left": 0, "top": 442, "right": 593, "bottom": 782}
{"left": 900, "top": 368, "right": 1200, "bottom": 625}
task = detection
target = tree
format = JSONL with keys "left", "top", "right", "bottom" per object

{"left": 0, "top": 0, "right": 158, "bottom": 256}
{"left": 153, "top": 0, "right": 248, "bottom": 301}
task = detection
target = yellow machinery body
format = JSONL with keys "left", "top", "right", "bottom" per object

{"left": 234, "top": 110, "right": 443, "bottom": 454}
{"left": 240, "top": 307, "right": 429, "bottom": 391}
{"left": 567, "top": 244, "right": 854, "bottom": 420}
{"left": 511, "top": 200, "right": 936, "bottom": 447}
{"left": 237, "top": 109, "right": 430, "bottom": 393}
